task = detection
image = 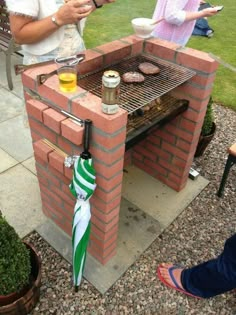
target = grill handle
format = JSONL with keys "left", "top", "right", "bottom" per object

{"left": 80, "top": 119, "right": 92, "bottom": 160}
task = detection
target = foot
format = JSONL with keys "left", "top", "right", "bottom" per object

{"left": 158, "top": 263, "right": 184, "bottom": 290}
{"left": 157, "top": 263, "right": 202, "bottom": 299}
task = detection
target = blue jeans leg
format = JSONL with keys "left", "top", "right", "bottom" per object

{"left": 181, "top": 233, "right": 236, "bottom": 298}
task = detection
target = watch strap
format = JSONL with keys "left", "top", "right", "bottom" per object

{"left": 91, "top": 0, "right": 103, "bottom": 8}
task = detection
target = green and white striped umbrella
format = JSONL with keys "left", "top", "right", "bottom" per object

{"left": 70, "top": 155, "right": 96, "bottom": 288}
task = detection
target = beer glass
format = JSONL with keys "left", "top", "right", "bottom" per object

{"left": 55, "top": 57, "right": 79, "bottom": 93}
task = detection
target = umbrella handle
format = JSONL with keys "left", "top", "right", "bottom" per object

{"left": 80, "top": 119, "right": 92, "bottom": 159}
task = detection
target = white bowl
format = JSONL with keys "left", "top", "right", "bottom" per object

{"left": 131, "top": 18, "right": 155, "bottom": 39}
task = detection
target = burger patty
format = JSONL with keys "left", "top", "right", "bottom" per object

{"left": 138, "top": 62, "right": 160, "bottom": 75}
{"left": 122, "top": 72, "right": 145, "bottom": 83}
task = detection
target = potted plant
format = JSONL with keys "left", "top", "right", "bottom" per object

{"left": 194, "top": 96, "right": 216, "bottom": 157}
{"left": 0, "top": 214, "right": 41, "bottom": 315}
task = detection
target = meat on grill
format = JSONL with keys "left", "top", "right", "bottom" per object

{"left": 138, "top": 62, "right": 160, "bottom": 75}
{"left": 122, "top": 72, "right": 145, "bottom": 83}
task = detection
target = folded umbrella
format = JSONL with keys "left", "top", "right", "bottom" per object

{"left": 69, "top": 119, "right": 96, "bottom": 290}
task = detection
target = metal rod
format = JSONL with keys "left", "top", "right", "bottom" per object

{"left": 61, "top": 110, "right": 84, "bottom": 125}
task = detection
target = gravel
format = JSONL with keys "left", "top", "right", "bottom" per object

{"left": 26, "top": 103, "right": 236, "bottom": 315}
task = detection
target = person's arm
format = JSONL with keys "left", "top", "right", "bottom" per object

{"left": 9, "top": 0, "right": 93, "bottom": 45}
{"left": 164, "top": 0, "right": 218, "bottom": 26}
{"left": 185, "top": 7, "right": 218, "bottom": 21}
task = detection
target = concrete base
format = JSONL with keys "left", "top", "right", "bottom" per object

{"left": 36, "top": 165, "right": 209, "bottom": 294}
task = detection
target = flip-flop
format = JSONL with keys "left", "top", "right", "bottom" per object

{"left": 157, "top": 264, "right": 202, "bottom": 299}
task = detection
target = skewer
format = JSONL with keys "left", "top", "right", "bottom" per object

{"left": 42, "top": 139, "right": 68, "bottom": 157}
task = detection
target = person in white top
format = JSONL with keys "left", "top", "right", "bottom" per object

{"left": 5, "top": 0, "right": 115, "bottom": 64}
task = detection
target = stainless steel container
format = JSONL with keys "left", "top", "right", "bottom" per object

{"left": 102, "top": 70, "right": 120, "bottom": 114}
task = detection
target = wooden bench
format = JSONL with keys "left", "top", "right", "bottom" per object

{"left": 0, "top": 0, "right": 21, "bottom": 90}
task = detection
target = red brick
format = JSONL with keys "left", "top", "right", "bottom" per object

{"left": 90, "top": 233, "right": 117, "bottom": 252}
{"left": 91, "top": 194, "right": 122, "bottom": 214}
{"left": 182, "top": 107, "right": 207, "bottom": 123}
{"left": 95, "top": 184, "right": 122, "bottom": 203}
{"left": 132, "top": 151, "right": 143, "bottom": 162}
{"left": 144, "top": 38, "right": 180, "bottom": 62}
{"left": 91, "top": 218, "right": 119, "bottom": 238}
{"left": 147, "top": 134, "right": 161, "bottom": 146}
{"left": 91, "top": 144, "right": 125, "bottom": 165}
{"left": 64, "top": 166, "right": 73, "bottom": 180}
{"left": 89, "top": 238, "right": 117, "bottom": 259}
{"left": 158, "top": 158, "right": 184, "bottom": 177}
{"left": 28, "top": 118, "right": 57, "bottom": 143}
{"left": 190, "top": 72, "right": 216, "bottom": 87}
{"left": 21, "top": 71, "right": 37, "bottom": 90}
{"left": 176, "top": 47, "right": 219, "bottom": 73}
{"left": 92, "top": 206, "right": 120, "bottom": 224}
{"left": 179, "top": 117, "right": 196, "bottom": 132}
{"left": 43, "top": 108, "right": 66, "bottom": 134}
{"left": 164, "top": 123, "right": 195, "bottom": 143}
{"left": 96, "top": 40, "right": 131, "bottom": 66}
{"left": 33, "top": 140, "right": 53, "bottom": 162}
{"left": 96, "top": 172, "right": 123, "bottom": 192}
{"left": 30, "top": 130, "right": 41, "bottom": 142}
{"left": 145, "top": 143, "right": 171, "bottom": 161}
{"left": 87, "top": 246, "right": 116, "bottom": 265}
{"left": 26, "top": 99, "right": 49, "bottom": 122}
{"left": 49, "top": 151, "right": 65, "bottom": 173}
{"left": 133, "top": 160, "right": 158, "bottom": 178}
{"left": 94, "top": 158, "right": 124, "bottom": 180}
{"left": 78, "top": 49, "right": 103, "bottom": 75}
{"left": 49, "top": 165, "right": 71, "bottom": 185}
{"left": 144, "top": 158, "right": 168, "bottom": 177}
{"left": 92, "top": 129, "right": 126, "bottom": 150}
{"left": 71, "top": 92, "right": 128, "bottom": 134}
{"left": 119, "top": 35, "right": 144, "bottom": 56}
{"left": 61, "top": 119, "right": 83, "bottom": 145}
{"left": 57, "top": 137, "right": 74, "bottom": 155}
{"left": 132, "top": 145, "right": 157, "bottom": 162}
{"left": 40, "top": 184, "right": 63, "bottom": 205}
{"left": 176, "top": 83, "right": 212, "bottom": 101}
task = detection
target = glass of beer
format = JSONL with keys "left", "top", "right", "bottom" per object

{"left": 55, "top": 57, "right": 79, "bottom": 93}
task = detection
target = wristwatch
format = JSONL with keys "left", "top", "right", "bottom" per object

{"left": 51, "top": 16, "right": 60, "bottom": 27}
{"left": 91, "top": 0, "right": 103, "bottom": 8}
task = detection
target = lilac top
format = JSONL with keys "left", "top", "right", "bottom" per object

{"left": 152, "top": 0, "right": 200, "bottom": 46}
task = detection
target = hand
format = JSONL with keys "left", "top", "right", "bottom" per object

{"left": 56, "top": 0, "right": 93, "bottom": 25}
{"left": 202, "top": 7, "right": 218, "bottom": 17}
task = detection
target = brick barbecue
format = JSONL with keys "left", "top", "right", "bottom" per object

{"left": 22, "top": 35, "right": 219, "bottom": 265}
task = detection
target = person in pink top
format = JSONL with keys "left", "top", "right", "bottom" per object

{"left": 152, "top": 0, "right": 219, "bottom": 46}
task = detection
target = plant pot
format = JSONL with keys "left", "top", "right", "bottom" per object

{"left": 0, "top": 242, "right": 41, "bottom": 315}
{"left": 194, "top": 122, "right": 216, "bottom": 157}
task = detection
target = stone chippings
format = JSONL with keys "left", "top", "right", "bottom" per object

{"left": 25, "top": 104, "right": 236, "bottom": 315}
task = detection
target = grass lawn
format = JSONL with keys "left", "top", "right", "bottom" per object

{"left": 84, "top": 0, "right": 236, "bottom": 110}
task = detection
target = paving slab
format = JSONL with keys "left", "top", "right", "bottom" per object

{"left": 0, "top": 52, "right": 23, "bottom": 95}
{"left": 22, "top": 156, "right": 37, "bottom": 175}
{"left": 0, "top": 148, "right": 18, "bottom": 173}
{"left": 0, "top": 114, "right": 33, "bottom": 162}
{"left": 0, "top": 164, "right": 46, "bottom": 238}
{"left": 122, "top": 165, "right": 209, "bottom": 229}
{"left": 0, "top": 85, "right": 23, "bottom": 123}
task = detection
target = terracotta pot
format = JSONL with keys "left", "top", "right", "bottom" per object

{"left": 0, "top": 242, "right": 41, "bottom": 315}
{"left": 194, "top": 122, "right": 216, "bottom": 157}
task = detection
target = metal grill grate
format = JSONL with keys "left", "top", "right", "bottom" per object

{"left": 78, "top": 54, "right": 196, "bottom": 114}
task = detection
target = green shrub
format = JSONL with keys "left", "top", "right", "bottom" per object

{"left": 201, "top": 96, "right": 214, "bottom": 136}
{"left": 0, "top": 216, "right": 31, "bottom": 295}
